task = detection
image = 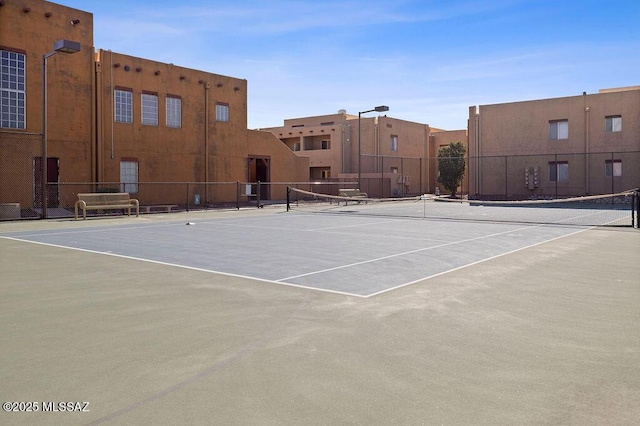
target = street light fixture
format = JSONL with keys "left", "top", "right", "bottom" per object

{"left": 358, "top": 105, "right": 389, "bottom": 188}
{"left": 42, "top": 39, "right": 80, "bottom": 219}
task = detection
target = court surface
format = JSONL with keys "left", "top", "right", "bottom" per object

{"left": 0, "top": 208, "right": 616, "bottom": 297}
{"left": 1, "top": 208, "right": 639, "bottom": 425}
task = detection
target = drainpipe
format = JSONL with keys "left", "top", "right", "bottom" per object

{"left": 585, "top": 102, "right": 590, "bottom": 194}
{"left": 204, "top": 82, "right": 210, "bottom": 203}
{"left": 110, "top": 50, "right": 114, "bottom": 160}
{"left": 475, "top": 110, "right": 480, "bottom": 195}
{"left": 94, "top": 53, "right": 102, "bottom": 185}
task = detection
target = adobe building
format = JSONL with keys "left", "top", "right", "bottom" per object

{"left": 261, "top": 110, "right": 467, "bottom": 197}
{"left": 261, "top": 112, "right": 467, "bottom": 197}
{"left": 468, "top": 87, "right": 640, "bottom": 199}
{"left": 0, "top": 0, "right": 94, "bottom": 216}
{"left": 0, "top": 0, "right": 308, "bottom": 218}
{"left": 94, "top": 50, "right": 308, "bottom": 206}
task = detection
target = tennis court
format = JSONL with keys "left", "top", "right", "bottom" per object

{"left": 1, "top": 206, "right": 639, "bottom": 424}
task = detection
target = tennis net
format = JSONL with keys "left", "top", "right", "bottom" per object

{"left": 286, "top": 187, "right": 639, "bottom": 228}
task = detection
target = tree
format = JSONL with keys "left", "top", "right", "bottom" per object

{"left": 437, "top": 142, "right": 466, "bottom": 198}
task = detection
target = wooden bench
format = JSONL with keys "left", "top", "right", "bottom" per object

{"left": 139, "top": 205, "right": 178, "bottom": 214}
{"left": 75, "top": 193, "right": 140, "bottom": 220}
{"left": 338, "top": 189, "right": 368, "bottom": 204}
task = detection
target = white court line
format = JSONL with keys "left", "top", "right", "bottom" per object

{"left": 1, "top": 216, "right": 600, "bottom": 298}
{"left": 364, "top": 228, "right": 589, "bottom": 298}
{"left": 275, "top": 221, "right": 580, "bottom": 282}
{"left": 0, "top": 236, "right": 365, "bottom": 298}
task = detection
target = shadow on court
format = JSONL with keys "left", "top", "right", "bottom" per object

{"left": 1, "top": 210, "right": 639, "bottom": 425}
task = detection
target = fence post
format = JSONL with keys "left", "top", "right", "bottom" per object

{"left": 504, "top": 156, "right": 508, "bottom": 200}
{"left": 555, "top": 154, "right": 558, "bottom": 198}
{"left": 401, "top": 157, "right": 404, "bottom": 197}
{"left": 380, "top": 156, "right": 384, "bottom": 198}
{"left": 611, "top": 152, "right": 615, "bottom": 195}
{"left": 635, "top": 190, "right": 639, "bottom": 228}
{"left": 632, "top": 190, "right": 636, "bottom": 228}
{"left": 256, "top": 181, "right": 261, "bottom": 208}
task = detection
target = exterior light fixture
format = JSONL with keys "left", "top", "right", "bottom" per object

{"left": 42, "top": 39, "right": 81, "bottom": 218}
{"left": 358, "top": 105, "right": 389, "bottom": 187}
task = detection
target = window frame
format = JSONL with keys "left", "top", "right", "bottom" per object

{"left": 548, "top": 161, "right": 569, "bottom": 182}
{"left": 120, "top": 159, "right": 139, "bottom": 193}
{"left": 0, "top": 49, "right": 26, "bottom": 129}
{"left": 605, "top": 115, "right": 622, "bottom": 133}
{"left": 549, "top": 119, "right": 568, "bottom": 140}
{"left": 166, "top": 95, "right": 181, "bottom": 128}
{"left": 605, "top": 159, "right": 622, "bottom": 177}
{"left": 390, "top": 134, "right": 398, "bottom": 152}
{"left": 114, "top": 88, "right": 133, "bottom": 123}
{"left": 216, "top": 103, "right": 229, "bottom": 122}
{"left": 141, "top": 92, "right": 158, "bottom": 126}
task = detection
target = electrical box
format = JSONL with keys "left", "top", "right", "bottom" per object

{"left": 525, "top": 167, "right": 539, "bottom": 190}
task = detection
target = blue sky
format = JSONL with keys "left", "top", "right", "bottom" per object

{"left": 59, "top": 0, "right": 640, "bottom": 130}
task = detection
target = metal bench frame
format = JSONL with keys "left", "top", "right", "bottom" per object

{"left": 75, "top": 193, "right": 140, "bottom": 220}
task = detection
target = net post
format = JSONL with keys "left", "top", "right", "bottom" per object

{"left": 286, "top": 186, "right": 291, "bottom": 212}
{"left": 634, "top": 190, "right": 638, "bottom": 228}
{"left": 186, "top": 182, "right": 190, "bottom": 212}
{"left": 236, "top": 180, "right": 240, "bottom": 210}
{"left": 256, "top": 181, "right": 261, "bottom": 208}
{"left": 637, "top": 190, "right": 640, "bottom": 228}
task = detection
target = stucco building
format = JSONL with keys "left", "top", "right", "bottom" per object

{"left": 0, "top": 0, "right": 308, "bottom": 218}
{"left": 468, "top": 87, "right": 640, "bottom": 199}
{"left": 261, "top": 112, "right": 467, "bottom": 197}
{"left": 0, "top": 0, "right": 94, "bottom": 215}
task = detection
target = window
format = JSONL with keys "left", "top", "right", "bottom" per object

{"left": 141, "top": 93, "right": 158, "bottom": 126}
{"left": 321, "top": 170, "right": 331, "bottom": 179}
{"left": 605, "top": 115, "right": 622, "bottom": 132}
{"left": 321, "top": 140, "right": 330, "bottom": 149}
{"left": 292, "top": 142, "right": 300, "bottom": 151}
{"left": 114, "top": 89, "right": 133, "bottom": 123}
{"left": 120, "top": 160, "right": 138, "bottom": 193}
{"left": 605, "top": 160, "right": 622, "bottom": 177}
{"left": 390, "top": 135, "right": 398, "bottom": 152}
{"left": 0, "top": 50, "right": 26, "bottom": 129}
{"left": 549, "top": 120, "right": 568, "bottom": 140}
{"left": 216, "top": 103, "right": 229, "bottom": 122}
{"left": 391, "top": 167, "right": 398, "bottom": 174}
{"left": 166, "top": 96, "right": 181, "bottom": 128}
{"left": 549, "top": 161, "right": 569, "bottom": 182}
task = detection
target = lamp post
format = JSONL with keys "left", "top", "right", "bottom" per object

{"left": 42, "top": 39, "right": 81, "bottom": 219}
{"left": 358, "top": 105, "right": 389, "bottom": 188}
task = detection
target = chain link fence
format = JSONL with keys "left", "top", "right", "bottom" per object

{"left": 0, "top": 131, "right": 42, "bottom": 219}
{"left": 1, "top": 132, "right": 638, "bottom": 221}
{"left": 470, "top": 151, "right": 640, "bottom": 200}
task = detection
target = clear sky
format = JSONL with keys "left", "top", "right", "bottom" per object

{"left": 58, "top": 0, "right": 640, "bottom": 130}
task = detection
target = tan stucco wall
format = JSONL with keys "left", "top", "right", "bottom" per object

{"left": 0, "top": 0, "right": 94, "bottom": 207}
{"left": 469, "top": 89, "right": 640, "bottom": 198}
{"left": 95, "top": 50, "right": 309, "bottom": 205}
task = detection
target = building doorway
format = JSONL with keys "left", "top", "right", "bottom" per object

{"left": 33, "top": 157, "right": 59, "bottom": 208}
{"left": 248, "top": 156, "right": 270, "bottom": 201}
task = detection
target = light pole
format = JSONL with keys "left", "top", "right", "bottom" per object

{"left": 42, "top": 39, "right": 81, "bottom": 219}
{"left": 358, "top": 105, "right": 389, "bottom": 188}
